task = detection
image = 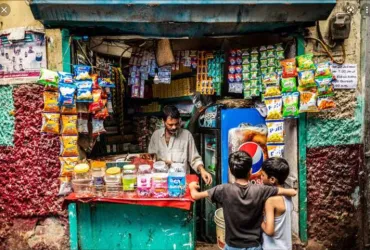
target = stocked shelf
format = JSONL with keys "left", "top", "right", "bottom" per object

{"left": 130, "top": 95, "right": 193, "bottom": 103}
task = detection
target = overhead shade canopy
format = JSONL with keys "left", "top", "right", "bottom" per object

{"left": 30, "top": 0, "right": 336, "bottom": 37}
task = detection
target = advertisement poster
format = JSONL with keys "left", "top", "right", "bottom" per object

{"left": 0, "top": 31, "right": 46, "bottom": 85}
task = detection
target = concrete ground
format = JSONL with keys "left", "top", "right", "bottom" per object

{"left": 196, "top": 242, "right": 219, "bottom": 250}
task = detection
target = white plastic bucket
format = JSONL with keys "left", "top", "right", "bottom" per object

{"left": 214, "top": 208, "right": 225, "bottom": 250}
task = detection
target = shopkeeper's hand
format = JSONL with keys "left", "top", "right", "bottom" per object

{"left": 199, "top": 166, "right": 213, "bottom": 186}
{"left": 189, "top": 181, "right": 200, "bottom": 191}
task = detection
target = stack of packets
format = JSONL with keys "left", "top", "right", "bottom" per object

{"left": 37, "top": 66, "right": 116, "bottom": 195}
{"left": 227, "top": 43, "right": 284, "bottom": 98}
{"left": 196, "top": 51, "right": 224, "bottom": 96}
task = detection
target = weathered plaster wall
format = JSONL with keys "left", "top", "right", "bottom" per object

{"left": 304, "top": 1, "right": 364, "bottom": 249}
{"left": 0, "top": 1, "right": 66, "bottom": 250}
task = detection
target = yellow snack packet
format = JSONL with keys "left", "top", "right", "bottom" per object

{"left": 267, "top": 120, "right": 284, "bottom": 143}
{"left": 265, "top": 97, "right": 283, "bottom": 120}
{"left": 60, "top": 136, "right": 79, "bottom": 157}
{"left": 60, "top": 157, "right": 79, "bottom": 177}
{"left": 61, "top": 115, "right": 78, "bottom": 135}
{"left": 41, "top": 113, "right": 60, "bottom": 134}
{"left": 43, "top": 91, "right": 59, "bottom": 113}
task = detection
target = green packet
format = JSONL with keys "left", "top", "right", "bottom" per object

{"left": 282, "top": 92, "right": 299, "bottom": 118}
{"left": 281, "top": 77, "right": 297, "bottom": 93}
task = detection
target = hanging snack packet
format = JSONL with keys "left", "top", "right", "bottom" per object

{"left": 315, "top": 76, "right": 333, "bottom": 95}
{"left": 280, "top": 58, "right": 298, "bottom": 78}
{"left": 43, "top": 91, "right": 59, "bottom": 113}
{"left": 264, "top": 85, "right": 281, "bottom": 97}
{"left": 91, "top": 74, "right": 100, "bottom": 89}
{"left": 38, "top": 69, "right": 59, "bottom": 88}
{"left": 244, "top": 89, "right": 252, "bottom": 100}
{"left": 58, "top": 72, "right": 74, "bottom": 84}
{"left": 243, "top": 64, "right": 250, "bottom": 73}
{"left": 282, "top": 92, "right": 299, "bottom": 118}
{"left": 61, "top": 103, "right": 77, "bottom": 114}
{"left": 281, "top": 77, "right": 297, "bottom": 93}
{"left": 73, "top": 65, "right": 91, "bottom": 81}
{"left": 267, "top": 67, "right": 276, "bottom": 73}
{"left": 250, "top": 71, "right": 259, "bottom": 80}
{"left": 315, "top": 61, "right": 332, "bottom": 77}
{"left": 59, "top": 83, "right": 77, "bottom": 107}
{"left": 60, "top": 157, "right": 79, "bottom": 177}
{"left": 98, "top": 78, "right": 116, "bottom": 88}
{"left": 267, "top": 143, "right": 285, "bottom": 158}
{"left": 94, "top": 107, "right": 109, "bottom": 120}
{"left": 41, "top": 113, "right": 60, "bottom": 134}
{"left": 265, "top": 97, "right": 283, "bottom": 120}
{"left": 244, "top": 81, "right": 251, "bottom": 90}
{"left": 297, "top": 53, "right": 315, "bottom": 70}
{"left": 92, "top": 118, "right": 106, "bottom": 136}
{"left": 60, "top": 136, "right": 79, "bottom": 157}
{"left": 58, "top": 176, "right": 72, "bottom": 196}
{"left": 251, "top": 88, "right": 260, "bottom": 97}
{"left": 250, "top": 79, "right": 260, "bottom": 89}
{"left": 76, "top": 81, "right": 93, "bottom": 102}
{"left": 261, "top": 68, "right": 268, "bottom": 75}
{"left": 259, "top": 46, "right": 268, "bottom": 59}
{"left": 298, "top": 70, "right": 315, "bottom": 88}
{"left": 61, "top": 115, "right": 78, "bottom": 135}
{"left": 242, "top": 57, "right": 250, "bottom": 65}
{"left": 262, "top": 72, "right": 279, "bottom": 86}
{"left": 299, "top": 88, "right": 319, "bottom": 113}
{"left": 267, "top": 58, "right": 276, "bottom": 67}
{"left": 318, "top": 94, "right": 336, "bottom": 111}
{"left": 242, "top": 49, "right": 250, "bottom": 56}
{"left": 251, "top": 47, "right": 259, "bottom": 55}
{"left": 267, "top": 120, "right": 284, "bottom": 143}
{"left": 260, "top": 60, "right": 268, "bottom": 68}
{"left": 77, "top": 113, "right": 89, "bottom": 134}
{"left": 89, "top": 89, "right": 104, "bottom": 113}
{"left": 251, "top": 62, "right": 259, "bottom": 71}
{"left": 276, "top": 50, "right": 285, "bottom": 60}
{"left": 275, "top": 43, "right": 284, "bottom": 52}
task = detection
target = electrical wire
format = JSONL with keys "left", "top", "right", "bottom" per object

{"left": 119, "top": 47, "right": 132, "bottom": 69}
{"left": 316, "top": 21, "right": 337, "bottom": 49}
{"left": 304, "top": 36, "right": 346, "bottom": 65}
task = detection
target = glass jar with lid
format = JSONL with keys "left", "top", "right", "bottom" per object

{"left": 104, "top": 167, "right": 121, "bottom": 197}
{"left": 122, "top": 164, "right": 137, "bottom": 196}
{"left": 137, "top": 164, "right": 152, "bottom": 197}
{"left": 91, "top": 161, "right": 105, "bottom": 197}
{"left": 152, "top": 161, "right": 169, "bottom": 198}
{"left": 72, "top": 163, "right": 92, "bottom": 197}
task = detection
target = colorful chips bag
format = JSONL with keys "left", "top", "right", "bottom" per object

{"left": 76, "top": 81, "right": 93, "bottom": 102}
{"left": 77, "top": 113, "right": 89, "bottom": 134}
{"left": 58, "top": 72, "right": 74, "bottom": 84}
{"left": 61, "top": 103, "right": 78, "bottom": 115}
{"left": 41, "top": 113, "right": 60, "bottom": 134}
{"left": 264, "top": 85, "right": 281, "bottom": 97}
{"left": 73, "top": 65, "right": 91, "bottom": 81}
{"left": 280, "top": 58, "right": 297, "bottom": 78}
{"left": 262, "top": 72, "right": 279, "bottom": 86}
{"left": 282, "top": 92, "right": 299, "bottom": 118}
{"left": 60, "top": 136, "right": 79, "bottom": 157}
{"left": 298, "top": 70, "right": 315, "bottom": 88}
{"left": 315, "top": 61, "right": 332, "bottom": 77}
{"left": 61, "top": 115, "right": 78, "bottom": 135}
{"left": 318, "top": 94, "right": 336, "bottom": 111}
{"left": 267, "top": 120, "right": 284, "bottom": 143}
{"left": 267, "top": 143, "right": 285, "bottom": 158}
{"left": 98, "top": 78, "right": 116, "bottom": 88}
{"left": 38, "top": 69, "right": 59, "bottom": 88}
{"left": 297, "top": 53, "right": 315, "bottom": 70}
{"left": 265, "top": 97, "right": 283, "bottom": 120}
{"left": 59, "top": 83, "right": 76, "bottom": 107}
{"left": 281, "top": 77, "right": 297, "bottom": 93}
{"left": 92, "top": 119, "right": 106, "bottom": 136}
{"left": 60, "top": 157, "right": 79, "bottom": 177}
{"left": 299, "top": 88, "right": 319, "bottom": 113}
{"left": 43, "top": 91, "right": 59, "bottom": 113}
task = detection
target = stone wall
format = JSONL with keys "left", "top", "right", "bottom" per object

{"left": 304, "top": 1, "right": 364, "bottom": 249}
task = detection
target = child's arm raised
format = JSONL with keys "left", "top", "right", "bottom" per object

{"left": 261, "top": 198, "right": 275, "bottom": 236}
{"left": 277, "top": 187, "right": 297, "bottom": 197}
{"left": 189, "top": 182, "right": 209, "bottom": 200}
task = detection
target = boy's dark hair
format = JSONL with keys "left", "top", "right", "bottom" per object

{"left": 229, "top": 151, "right": 253, "bottom": 179}
{"left": 262, "top": 157, "right": 290, "bottom": 185}
{"left": 162, "top": 105, "right": 180, "bottom": 121}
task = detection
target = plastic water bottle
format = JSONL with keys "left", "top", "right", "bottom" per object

{"left": 152, "top": 161, "right": 169, "bottom": 198}
{"left": 168, "top": 163, "right": 186, "bottom": 198}
{"left": 137, "top": 164, "right": 152, "bottom": 197}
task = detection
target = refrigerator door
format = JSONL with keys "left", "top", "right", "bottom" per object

{"left": 221, "top": 108, "right": 265, "bottom": 183}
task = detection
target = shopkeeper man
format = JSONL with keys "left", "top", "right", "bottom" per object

{"left": 148, "top": 105, "right": 213, "bottom": 185}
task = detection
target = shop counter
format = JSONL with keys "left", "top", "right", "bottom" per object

{"left": 66, "top": 175, "right": 198, "bottom": 250}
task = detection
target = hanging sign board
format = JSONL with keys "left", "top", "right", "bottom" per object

{"left": 331, "top": 63, "right": 357, "bottom": 89}
{"left": 0, "top": 29, "right": 46, "bottom": 85}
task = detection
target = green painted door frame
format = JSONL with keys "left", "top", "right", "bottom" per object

{"left": 296, "top": 35, "right": 308, "bottom": 243}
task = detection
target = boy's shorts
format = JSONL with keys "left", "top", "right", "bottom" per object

{"left": 225, "top": 244, "right": 262, "bottom": 250}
